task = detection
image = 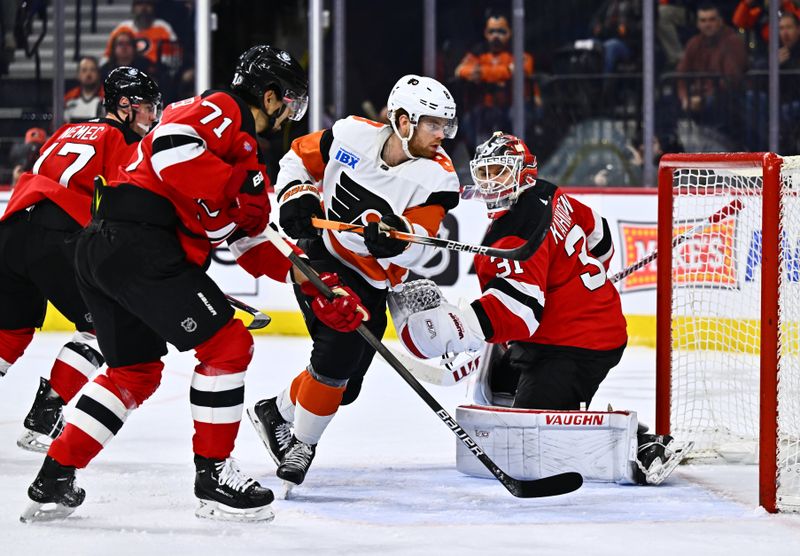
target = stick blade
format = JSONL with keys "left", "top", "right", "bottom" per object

{"left": 507, "top": 471, "right": 583, "bottom": 498}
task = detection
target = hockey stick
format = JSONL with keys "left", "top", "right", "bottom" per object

{"left": 608, "top": 198, "right": 744, "bottom": 284}
{"left": 310, "top": 204, "right": 552, "bottom": 261}
{"left": 264, "top": 224, "right": 583, "bottom": 498}
{"left": 225, "top": 295, "right": 271, "bottom": 330}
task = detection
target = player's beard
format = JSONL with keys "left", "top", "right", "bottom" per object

{"left": 408, "top": 135, "right": 439, "bottom": 159}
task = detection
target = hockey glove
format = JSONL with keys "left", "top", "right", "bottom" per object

{"left": 300, "top": 272, "right": 370, "bottom": 332}
{"left": 278, "top": 183, "right": 324, "bottom": 239}
{"left": 364, "top": 213, "right": 411, "bottom": 259}
{"left": 227, "top": 169, "right": 270, "bottom": 237}
{"left": 399, "top": 301, "right": 485, "bottom": 359}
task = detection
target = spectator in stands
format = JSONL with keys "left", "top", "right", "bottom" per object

{"left": 100, "top": 30, "right": 158, "bottom": 81}
{"left": 589, "top": 0, "right": 643, "bottom": 73}
{"left": 733, "top": 0, "right": 800, "bottom": 45}
{"left": 454, "top": 13, "right": 540, "bottom": 153}
{"left": 657, "top": 1, "right": 695, "bottom": 69}
{"left": 64, "top": 56, "right": 104, "bottom": 123}
{"left": 105, "top": 0, "right": 178, "bottom": 68}
{"left": 744, "top": 11, "right": 800, "bottom": 150}
{"left": 9, "top": 128, "right": 47, "bottom": 186}
{"left": 102, "top": 29, "right": 176, "bottom": 101}
{"left": 675, "top": 3, "right": 748, "bottom": 133}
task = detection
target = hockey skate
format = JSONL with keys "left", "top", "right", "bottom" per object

{"left": 194, "top": 455, "right": 275, "bottom": 522}
{"left": 247, "top": 397, "right": 293, "bottom": 465}
{"left": 635, "top": 433, "right": 695, "bottom": 485}
{"left": 20, "top": 456, "right": 85, "bottom": 523}
{"left": 17, "top": 377, "right": 65, "bottom": 453}
{"left": 277, "top": 436, "right": 316, "bottom": 497}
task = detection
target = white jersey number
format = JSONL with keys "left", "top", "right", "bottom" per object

{"left": 200, "top": 100, "right": 233, "bottom": 138}
{"left": 32, "top": 142, "right": 97, "bottom": 187}
{"left": 564, "top": 225, "right": 606, "bottom": 291}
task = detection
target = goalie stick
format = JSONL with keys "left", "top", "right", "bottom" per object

{"left": 608, "top": 198, "right": 744, "bottom": 284}
{"left": 263, "top": 224, "right": 583, "bottom": 499}
{"left": 310, "top": 194, "right": 553, "bottom": 262}
{"left": 225, "top": 295, "right": 271, "bottom": 330}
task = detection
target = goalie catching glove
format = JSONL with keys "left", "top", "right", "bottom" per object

{"left": 399, "top": 300, "right": 485, "bottom": 359}
{"left": 299, "top": 272, "right": 370, "bottom": 332}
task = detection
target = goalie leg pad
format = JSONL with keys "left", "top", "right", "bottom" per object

{"left": 455, "top": 405, "right": 641, "bottom": 484}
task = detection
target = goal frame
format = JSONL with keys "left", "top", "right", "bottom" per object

{"left": 655, "top": 152, "right": 782, "bottom": 513}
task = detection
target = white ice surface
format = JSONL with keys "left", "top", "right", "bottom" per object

{"left": 1, "top": 335, "right": 799, "bottom": 555}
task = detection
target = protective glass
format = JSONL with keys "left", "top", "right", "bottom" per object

{"left": 465, "top": 155, "right": 521, "bottom": 208}
{"left": 417, "top": 116, "right": 459, "bottom": 139}
{"left": 284, "top": 89, "right": 309, "bottom": 121}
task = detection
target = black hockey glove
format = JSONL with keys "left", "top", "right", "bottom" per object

{"left": 364, "top": 213, "right": 411, "bottom": 259}
{"left": 278, "top": 183, "right": 324, "bottom": 239}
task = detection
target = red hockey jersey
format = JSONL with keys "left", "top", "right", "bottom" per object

{"left": 472, "top": 184, "right": 627, "bottom": 351}
{"left": 115, "top": 90, "right": 294, "bottom": 281}
{"left": 2, "top": 118, "right": 140, "bottom": 226}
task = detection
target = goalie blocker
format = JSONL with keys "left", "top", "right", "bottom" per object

{"left": 455, "top": 406, "right": 691, "bottom": 485}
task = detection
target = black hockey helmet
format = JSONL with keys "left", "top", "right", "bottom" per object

{"left": 103, "top": 66, "right": 162, "bottom": 120}
{"left": 231, "top": 45, "right": 308, "bottom": 121}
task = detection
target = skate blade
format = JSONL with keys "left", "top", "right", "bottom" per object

{"left": 195, "top": 499, "right": 275, "bottom": 523}
{"left": 644, "top": 440, "right": 696, "bottom": 485}
{"left": 245, "top": 408, "right": 281, "bottom": 466}
{"left": 281, "top": 480, "right": 296, "bottom": 500}
{"left": 20, "top": 500, "right": 77, "bottom": 523}
{"left": 17, "top": 430, "right": 52, "bottom": 454}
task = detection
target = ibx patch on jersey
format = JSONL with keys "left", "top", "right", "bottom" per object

{"left": 334, "top": 147, "right": 360, "bottom": 169}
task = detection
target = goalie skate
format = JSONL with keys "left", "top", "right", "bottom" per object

{"left": 635, "top": 434, "right": 695, "bottom": 485}
{"left": 17, "top": 377, "right": 65, "bottom": 453}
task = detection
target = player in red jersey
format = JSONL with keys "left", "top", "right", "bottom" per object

{"left": 20, "top": 45, "right": 366, "bottom": 524}
{"left": 0, "top": 67, "right": 161, "bottom": 454}
{"left": 397, "top": 132, "right": 687, "bottom": 484}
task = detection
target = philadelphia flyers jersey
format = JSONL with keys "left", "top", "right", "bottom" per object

{"left": 472, "top": 184, "right": 627, "bottom": 351}
{"left": 276, "top": 116, "right": 460, "bottom": 289}
{"left": 2, "top": 118, "right": 140, "bottom": 226}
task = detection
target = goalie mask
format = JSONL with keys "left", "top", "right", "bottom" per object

{"left": 387, "top": 74, "right": 458, "bottom": 159}
{"left": 465, "top": 132, "right": 538, "bottom": 218}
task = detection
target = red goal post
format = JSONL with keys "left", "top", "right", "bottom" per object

{"left": 656, "top": 152, "right": 800, "bottom": 513}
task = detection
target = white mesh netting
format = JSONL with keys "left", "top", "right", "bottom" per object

{"left": 668, "top": 156, "right": 800, "bottom": 512}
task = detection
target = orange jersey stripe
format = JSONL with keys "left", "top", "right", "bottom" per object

{"left": 327, "top": 231, "right": 408, "bottom": 286}
{"left": 290, "top": 130, "right": 328, "bottom": 182}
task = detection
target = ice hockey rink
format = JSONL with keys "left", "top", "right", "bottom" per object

{"left": 1, "top": 333, "right": 799, "bottom": 555}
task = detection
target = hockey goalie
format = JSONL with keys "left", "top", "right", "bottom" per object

{"left": 392, "top": 132, "right": 692, "bottom": 485}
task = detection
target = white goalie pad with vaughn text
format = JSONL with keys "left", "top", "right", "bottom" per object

{"left": 455, "top": 405, "right": 640, "bottom": 484}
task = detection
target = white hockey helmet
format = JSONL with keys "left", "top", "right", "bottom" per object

{"left": 387, "top": 75, "right": 458, "bottom": 158}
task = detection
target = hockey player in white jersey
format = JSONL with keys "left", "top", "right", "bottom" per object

{"left": 248, "top": 75, "right": 460, "bottom": 489}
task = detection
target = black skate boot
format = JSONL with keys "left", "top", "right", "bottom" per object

{"left": 247, "top": 397, "right": 293, "bottom": 465}
{"left": 20, "top": 456, "right": 85, "bottom": 523}
{"left": 194, "top": 455, "right": 275, "bottom": 522}
{"left": 635, "top": 433, "right": 694, "bottom": 485}
{"left": 277, "top": 436, "right": 316, "bottom": 494}
{"left": 18, "top": 377, "right": 65, "bottom": 453}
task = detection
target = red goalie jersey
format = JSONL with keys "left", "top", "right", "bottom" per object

{"left": 472, "top": 183, "right": 627, "bottom": 351}
{"left": 2, "top": 119, "right": 140, "bottom": 226}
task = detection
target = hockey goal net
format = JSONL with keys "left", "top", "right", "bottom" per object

{"left": 656, "top": 153, "right": 800, "bottom": 513}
